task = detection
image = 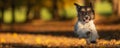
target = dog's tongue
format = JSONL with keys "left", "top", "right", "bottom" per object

{"left": 85, "top": 20, "right": 89, "bottom": 23}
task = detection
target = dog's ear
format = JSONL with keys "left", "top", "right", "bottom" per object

{"left": 74, "top": 3, "right": 79, "bottom": 6}
{"left": 89, "top": 2, "right": 95, "bottom": 15}
{"left": 89, "top": 2, "right": 93, "bottom": 8}
{"left": 89, "top": 2, "right": 94, "bottom": 9}
{"left": 74, "top": 3, "right": 81, "bottom": 9}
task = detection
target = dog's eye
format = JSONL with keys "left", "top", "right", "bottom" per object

{"left": 81, "top": 8, "right": 85, "bottom": 12}
{"left": 87, "top": 8, "right": 91, "bottom": 11}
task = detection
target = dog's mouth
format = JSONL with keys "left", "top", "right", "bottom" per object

{"left": 83, "top": 16, "right": 91, "bottom": 23}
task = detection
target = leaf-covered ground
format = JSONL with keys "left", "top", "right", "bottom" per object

{"left": 0, "top": 30, "right": 120, "bottom": 48}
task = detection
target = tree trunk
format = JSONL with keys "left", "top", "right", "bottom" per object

{"left": 118, "top": 0, "right": 120, "bottom": 17}
{"left": 52, "top": 0, "right": 59, "bottom": 20}
{"left": 0, "top": 0, "right": 5, "bottom": 23}
{"left": 0, "top": 7, "right": 4, "bottom": 23}
{"left": 113, "top": 0, "right": 118, "bottom": 15}
{"left": 33, "top": 6, "right": 40, "bottom": 20}
{"left": 10, "top": 0, "right": 15, "bottom": 32}
{"left": 26, "top": 0, "right": 32, "bottom": 22}
{"left": 11, "top": 0, "right": 15, "bottom": 24}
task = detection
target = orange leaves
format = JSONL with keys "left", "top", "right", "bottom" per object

{"left": 1, "top": 33, "right": 120, "bottom": 47}
{"left": 36, "top": 37, "right": 42, "bottom": 44}
{"left": 0, "top": 38, "right": 6, "bottom": 43}
{"left": 13, "top": 33, "right": 18, "bottom": 38}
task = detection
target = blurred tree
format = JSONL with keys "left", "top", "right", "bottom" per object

{"left": 112, "top": 0, "right": 117, "bottom": 15}
{"left": 112, "top": 0, "right": 120, "bottom": 17}
{"left": 26, "top": 0, "right": 33, "bottom": 22}
{"left": 34, "top": 6, "right": 40, "bottom": 20}
{"left": 118, "top": 0, "right": 120, "bottom": 17}
{"left": 59, "top": 0, "right": 67, "bottom": 20}
{"left": 11, "top": 0, "right": 15, "bottom": 23}
{"left": 33, "top": 0, "right": 41, "bottom": 20}
{"left": 0, "top": 0, "right": 4, "bottom": 23}
{"left": 52, "top": 0, "right": 59, "bottom": 20}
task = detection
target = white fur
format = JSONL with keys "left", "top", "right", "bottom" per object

{"left": 74, "top": 20, "right": 99, "bottom": 44}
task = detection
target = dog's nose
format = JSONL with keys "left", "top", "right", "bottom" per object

{"left": 85, "top": 17, "right": 88, "bottom": 19}
{"left": 90, "top": 41, "right": 96, "bottom": 44}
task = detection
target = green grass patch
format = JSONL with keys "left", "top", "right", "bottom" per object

{"left": 4, "top": 8, "right": 12, "bottom": 23}
{"left": 15, "top": 7, "right": 26, "bottom": 23}
{"left": 40, "top": 8, "right": 52, "bottom": 21}
{"left": 59, "top": 6, "right": 77, "bottom": 19}
{"left": 95, "top": 1, "right": 112, "bottom": 16}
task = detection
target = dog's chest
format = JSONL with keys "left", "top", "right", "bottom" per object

{"left": 77, "top": 21, "right": 92, "bottom": 30}
{"left": 78, "top": 22, "right": 90, "bottom": 29}
{"left": 75, "top": 20, "right": 95, "bottom": 31}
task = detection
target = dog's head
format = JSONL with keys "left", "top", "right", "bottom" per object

{"left": 74, "top": 3, "right": 95, "bottom": 23}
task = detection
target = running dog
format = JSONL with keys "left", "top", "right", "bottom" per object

{"left": 74, "top": 3, "right": 99, "bottom": 44}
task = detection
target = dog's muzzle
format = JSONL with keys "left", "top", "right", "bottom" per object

{"left": 83, "top": 15, "right": 91, "bottom": 23}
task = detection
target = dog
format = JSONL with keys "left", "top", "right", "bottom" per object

{"left": 74, "top": 3, "right": 99, "bottom": 44}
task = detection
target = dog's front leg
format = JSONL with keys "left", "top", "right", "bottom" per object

{"left": 86, "top": 38, "right": 91, "bottom": 44}
{"left": 90, "top": 21, "right": 99, "bottom": 39}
